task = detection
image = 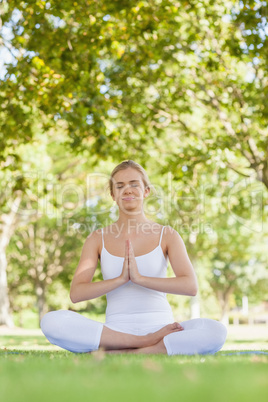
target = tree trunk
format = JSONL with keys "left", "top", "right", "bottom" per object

{"left": 220, "top": 308, "right": 230, "bottom": 327}
{"left": 190, "top": 295, "right": 200, "bottom": 319}
{"left": 216, "top": 287, "right": 234, "bottom": 326}
{"left": 36, "top": 282, "right": 46, "bottom": 323}
{"left": 0, "top": 194, "right": 22, "bottom": 327}
{"left": 28, "top": 223, "right": 48, "bottom": 324}
{"left": 0, "top": 249, "right": 13, "bottom": 327}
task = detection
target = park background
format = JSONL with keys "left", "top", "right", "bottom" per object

{"left": 1, "top": 3, "right": 268, "bottom": 402}
{"left": 0, "top": 0, "right": 268, "bottom": 352}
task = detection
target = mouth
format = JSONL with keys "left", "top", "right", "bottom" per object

{"left": 122, "top": 197, "right": 135, "bottom": 201}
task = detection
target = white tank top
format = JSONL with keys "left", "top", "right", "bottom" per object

{"left": 100, "top": 225, "right": 174, "bottom": 325}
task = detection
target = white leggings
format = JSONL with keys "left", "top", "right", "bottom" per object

{"left": 41, "top": 310, "right": 227, "bottom": 355}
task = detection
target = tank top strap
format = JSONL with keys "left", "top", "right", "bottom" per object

{"left": 159, "top": 226, "right": 165, "bottom": 246}
{"left": 101, "top": 228, "right": 104, "bottom": 248}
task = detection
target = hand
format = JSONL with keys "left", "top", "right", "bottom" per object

{"left": 128, "top": 240, "right": 142, "bottom": 284}
{"left": 119, "top": 240, "right": 130, "bottom": 284}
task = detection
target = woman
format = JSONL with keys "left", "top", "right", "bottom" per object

{"left": 41, "top": 160, "right": 227, "bottom": 355}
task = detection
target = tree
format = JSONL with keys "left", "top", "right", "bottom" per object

{"left": 0, "top": 193, "right": 22, "bottom": 326}
{"left": 5, "top": 129, "right": 115, "bottom": 323}
{"left": 1, "top": 1, "right": 267, "bottom": 187}
{"left": 1, "top": 0, "right": 267, "bottom": 325}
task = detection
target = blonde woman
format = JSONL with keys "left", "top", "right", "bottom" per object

{"left": 41, "top": 160, "right": 227, "bottom": 355}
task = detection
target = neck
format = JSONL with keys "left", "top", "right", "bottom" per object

{"left": 114, "top": 211, "right": 152, "bottom": 234}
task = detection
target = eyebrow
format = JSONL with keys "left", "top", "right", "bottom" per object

{"left": 115, "top": 180, "right": 140, "bottom": 184}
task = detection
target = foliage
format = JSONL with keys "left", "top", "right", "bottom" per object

{"left": 0, "top": 0, "right": 267, "bottom": 321}
{"left": 1, "top": 1, "right": 267, "bottom": 185}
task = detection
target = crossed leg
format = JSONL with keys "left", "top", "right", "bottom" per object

{"left": 104, "top": 339, "right": 167, "bottom": 355}
{"left": 40, "top": 310, "right": 182, "bottom": 354}
{"left": 41, "top": 311, "right": 227, "bottom": 355}
{"left": 100, "top": 318, "right": 227, "bottom": 355}
{"left": 99, "top": 323, "right": 183, "bottom": 354}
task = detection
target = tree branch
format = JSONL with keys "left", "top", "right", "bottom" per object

{"left": 225, "top": 162, "right": 252, "bottom": 178}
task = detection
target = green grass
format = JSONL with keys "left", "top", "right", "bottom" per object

{"left": 0, "top": 333, "right": 267, "bottom": 402}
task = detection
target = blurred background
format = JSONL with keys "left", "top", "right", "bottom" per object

{"left": 0, "top": 1, "right": 267, "bottom": 341}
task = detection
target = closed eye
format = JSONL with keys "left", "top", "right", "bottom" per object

{"left": 116, "top": 184, "right": 138, "bottom": 188}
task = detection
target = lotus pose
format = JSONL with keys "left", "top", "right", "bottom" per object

{"left": 41, "top": 160, "right": 227, "bottom": 355}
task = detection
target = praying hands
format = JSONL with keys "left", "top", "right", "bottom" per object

{"left": 120, "top": 239, "right": 143, "bottom": 284}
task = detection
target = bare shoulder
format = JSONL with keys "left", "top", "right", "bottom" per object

{"left": 86, "top": 225, "right": 115, "bottom": 254}
{"left": 86, "top": 228, "right": 104, "bottom": 257}
{"left": 86, "top": 228, "right": 101, "bottom": 240}
{"left": 149, "top": 221, "right": 165, "bottom": 233}
{"left": 164, "top": 225, "right": 182, "bottom": 236}
{"left": 163, "top": 226, "right": 186, "bottom": 249}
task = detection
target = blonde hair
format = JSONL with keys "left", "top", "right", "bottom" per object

{"left": 109, "top": 160, "right": 152, "bottom": 196}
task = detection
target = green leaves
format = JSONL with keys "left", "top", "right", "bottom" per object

{"left": 0, "top": 0, "right": 267, "bottom": 320}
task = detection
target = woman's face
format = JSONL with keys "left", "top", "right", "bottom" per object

{"left": 111, "top": 168, "right": 150, "bottom": 213}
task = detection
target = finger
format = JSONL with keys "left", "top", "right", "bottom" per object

{"left": 125, "top": 240, "right": 129, "bottom": 261}
{"left": 129, "top": 241, "right": 134, "bottom": 256}
{"left": 127, "top": 239, "right": 130, "bottom": 257}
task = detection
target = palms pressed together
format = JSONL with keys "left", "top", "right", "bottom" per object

{"left": 121, "top": 239, "right": 143, "bottom": 284}
{"left": 118, "top": 239, "right": 184, "bottom": 342}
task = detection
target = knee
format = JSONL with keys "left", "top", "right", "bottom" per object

{"left": 202, "top": 318, "right": 227, "bottom": 353}
{"left": 40, "top": 310, "right": 68, "bottom": 340}
{"left": 40, "top": 311, "right": 57, "bottom": 338}
{"left": 206, "top": 319, "right": 227, "bottom": 341}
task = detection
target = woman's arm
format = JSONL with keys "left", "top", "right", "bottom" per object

{"left": 132, "top": 227, "right": 198, "bottom": 296}
{"left": 70, "top": 231, "right": 128, "bottom": 303}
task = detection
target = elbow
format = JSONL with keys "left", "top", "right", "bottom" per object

{"left": 189, "top": 274, "right": 199, "bottom": 296}
{"left": 70, "top": 295, "right": 80, "bottom": 304}
{"left": 70, "top": 287, "right": 79, "bottom": 304}
{"left": 190, "top": 283, "right": 198, "bottom": 297}
{"left": 70, "top": 292, "right": 77, "bottom": 304}
{"left": 187, "top": 278, "right": 198, "bottom": 297}
{"left": 191, "top": 287, "right": 198, "bottom": 297}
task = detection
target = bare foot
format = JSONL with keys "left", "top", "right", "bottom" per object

{"left": 146, "top": 322, "right": 184, "bottom": 347}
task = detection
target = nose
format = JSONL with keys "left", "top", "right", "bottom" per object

{"left": 123, "top": 186, "right": 133, "bottom": 195}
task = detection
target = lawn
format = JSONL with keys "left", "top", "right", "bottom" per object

{"left": 0, "top": 325, "right": 267, "bottom": 402}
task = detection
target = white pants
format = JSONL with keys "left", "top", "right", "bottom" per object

{"left": 40, "top": 310, "right": 227, "bottom": 355}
